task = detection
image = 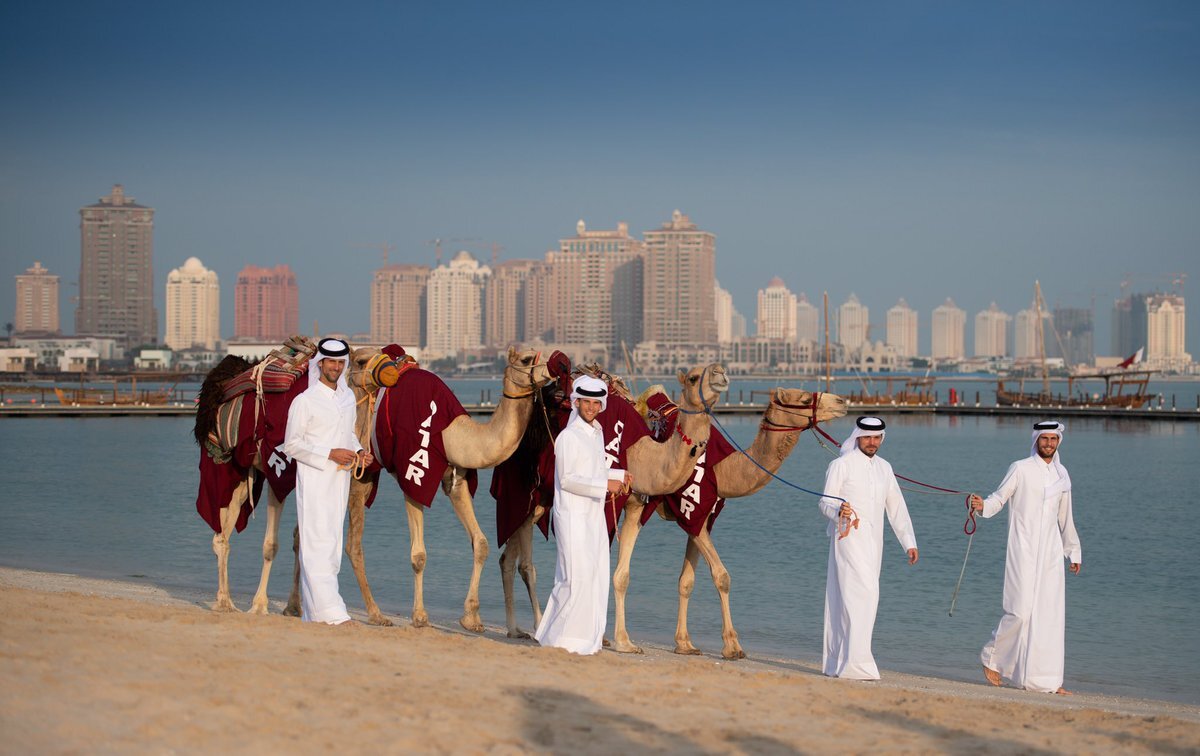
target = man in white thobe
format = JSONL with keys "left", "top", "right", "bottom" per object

{"left": 818, "top": 416, "right": 919, "bottom": 680}
{"left": 282, "top": 338, "right": 372, "bottom": 625}
{"left": 970, "top": 420, "right": 1081, "bottom": 694}
{"left": 534, "top": 375, "right": 632, "bottom": 655}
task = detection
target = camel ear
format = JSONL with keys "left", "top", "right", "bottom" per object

{"left": 508, "top": 345, "right": 518, "bottom": 363}
{"left": 677, "top": 368, "right": 688, "bottom": 385}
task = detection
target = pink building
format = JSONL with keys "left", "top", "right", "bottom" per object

{"left": 234, "top": 264, "right": 299, "bottom": 342}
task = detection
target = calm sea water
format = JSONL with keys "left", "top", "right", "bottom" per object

{"left": 2, "top": 404, "right": 1197, "bottom": 704}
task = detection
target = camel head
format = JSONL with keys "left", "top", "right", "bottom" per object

{"left": 676, "top": 363, "right": 729, "bottom": 411}
{"left": 766, "top": 387, "right": 848, "bottom": 430}
{"left": 504, "top": 346, "right": 563, "bottom": 398}
{"left": 347, "top": 346, "right": 408, "bottom": 394}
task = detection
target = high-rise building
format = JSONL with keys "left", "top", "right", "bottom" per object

{"left": 234, "top": 264, "right": 299, "bottom": 342}
{"left": 837, "top": 293, "right": 869, "bottom": 351}
{"left": 1145, "top": 294, "right": 1189, "bottom": 369}
{"left": 796, "top": 293, "right": 819, "bottom": 343}
{"left": 886, "top": 298, "right": 918, "bottom": 358}
{"left": 14, "top": 261, "right": 59, "bottom": 336}
{"left": 1112, "top": 293, "right": 1150, "bottom": 357}
{"left": 642, "top": 210, "right": 717, "bottom": 346}
{"left": 164, "top": 257, "right": 220, "bottom": 351}
{"left": 76, "top": 185, "right": 157, "bottom": 349}
{"left": 371, "top": 264, "right": 429, "bottom": 347}
{"left": 756, "top": 277, "right": 797, "bottom": 340}
{"left": 931, "top": 298, "right": 966, "bottom": 360}
{"left": 425, "top": 250, "right": 490, "bottom": 359}
{"left": 1050, "top": 307, "right": 1094, "bottom": 367}
{"left": 1014, "top": 302, "right": 1052, "bottom": 360}
{"left": 485, "top": 259, "right": 538, "bottom": 348}
{"left": 974, "top": 302, "right": 1011, "bottom": 358}
{"left": 523, "top": 260, "right": 558, "bottom": 344}
{"left": 715, "top": 282, "right": 735, "bottom": 344}
{"left": 550, "top": 220, "right": 644, "bottom": 352}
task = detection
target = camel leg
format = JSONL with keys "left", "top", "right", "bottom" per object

{"left": 283, "top": 524, "right": 301, "bottom": 617}
{"left": 692, "top": 527, "right": 744, "bottom": 660}
{"left": 673, "top": 536, "right": 702, "bottom": 655}
{"left": 499, "top": 528, "right": 524, "bottom": 638}
{"left": 446, "top": 471, "right": 488, "bottom": 633}
{"left": 611, "top": 498, "right": 646, "bottom": 654}
{"left": 249, "top": 487, "right": 284, "bottom": 614}
{"left": 212, "top": 481, "right": 248, "bottom": 612}
{"left": 517, "top": 505, "right": 545, "bottom": 632}
{"left": 406, "top": 496, "right": 429, "bottom": 628}
{"left": 345, "top": 477, "right": 392, "bottom": 626}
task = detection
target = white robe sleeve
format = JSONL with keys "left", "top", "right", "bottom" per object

{"left": 557, "top": 433, "right": 608, "bottom": 500}
{"left": 982, "top": 462, "right": 1021, "bottom": 518}
{"left": 282, "top": 396, "right": 332, "bottom": 470}
{"left": 883, "top": 468, "right": 918, "bottom": 552}
{"left": 818, "top": 458, "right": 846, "bottom": 522}
{"left": 1058, "top": 490, "right": 1082, "bottom": 564}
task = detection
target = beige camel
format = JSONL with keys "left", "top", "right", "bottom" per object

{"left": 617, "top": 387, "right": 848, "bottom": 659}
{"left": 202, "top": 342, "right": 401, "bottom": 616}
{"left": 337, "top": 347, "right": 557, "bottom": 631}
{"left": 498, "top": 363, "right": 728, "bottom": 639}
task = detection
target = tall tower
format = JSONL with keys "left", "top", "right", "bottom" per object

{"left": 974, "top": 302, "right": 1011, "bottom": 358}
{"left": 1050, "top": 307, "right": 1094, "bottom": 367}
{"left": 233, "top": 264, "right": 299, "bottom": 342}
{"left": 1145, "top": 294, "right": 1189, "bottom": 369}
{"left": 76, "top": 185, "right": 157, "bottom": 349}
{"left": 837, "top": 293, "right": 869, "bottom": 351}
{"left": 165, "top": 257, "right": 220, "bottom": 350}
{"left": 931, "top": 298, "right": 966, "bottom": 360}
{"left": 1014, "top": 302, "right": 1052, "bottom": 360}
{"left": 425, "top": 250, "right": 490, "bottom": 360}
{"left": 552, "top": 219, "right": 644, "bottom": 352}
{"left": 1112, "top": 292, "right": 1149, "bottom": 357}
{"left": 371, "top": 264, "right": 429, "bottom": 347}
{"left": 886, "top": 298, "right": 918, "bottom": 358}
{"left": 756, "top": 277, "right": 797, "bottom": 340}
{"left": 14, "top": 261, "right": 60, "bottom": 336}
{"left": 641, "top": 210, "right": 717, "bottom": 346}
{"left": 795, "top": 293, "right": 819, "bottom": 343}
{"left": 485, "top": 259, "right": 538, "bottom": 348}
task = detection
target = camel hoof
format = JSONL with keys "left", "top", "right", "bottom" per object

{"left": 674, "top": 645, "right": 702, "bottom": 656}
{"left": 460, "top": 616, "right": 485, "bottom": 633}
{"left": 412, "top": 612, "right": 430, "bottom": 628}
{"left": 282, "top": 604, "right": 301, "bottom": 618}
{"left": 368, "top": 614, "right": 394, "bottom": 627}
{"left": 611, "top": 642, "right": 644, "bottom": 655}
{"left": 248, "top": 602, "right": 269, "bottom": 616}
{"left": 723, "top": 648, "right": 747, "bottom": 660}
{"left": 212, "top": 599, "right": 240, "bottom": 613}
{"left": 507, "top": 629, "right": 533, "bottom": 640}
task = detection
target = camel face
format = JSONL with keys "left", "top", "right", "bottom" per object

{"left": 676, "top": 363, "right": 729, "bottom": 410}
{"left": 769, "top": 387, "right": 848, "bottom": 428}
{"left": 505, "top": 347, "right": 557, "bottom": 394}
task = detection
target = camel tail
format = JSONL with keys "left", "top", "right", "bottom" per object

{"left": 193, "top": 355, "right": 254, "bottom": 446}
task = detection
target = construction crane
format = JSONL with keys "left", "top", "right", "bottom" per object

{"left": 424, "top": 237, "right": 482, "bottom": 267}
{"left": 351, "top": 242, "right": 396, "bottom": 268}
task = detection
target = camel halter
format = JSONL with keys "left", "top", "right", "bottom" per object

{"left": 503, "top": 351, "right": 542, "bottom": 400}
{"left": 760, "top": 392, "right": 822, "bottom": 433}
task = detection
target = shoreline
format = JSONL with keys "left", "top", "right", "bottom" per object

{"left": 2, "top": 567, "right": 1197, "bottom": 753}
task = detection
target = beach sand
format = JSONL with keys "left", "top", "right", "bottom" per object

{"left": 1, "top": 567, "right": 1196, "bottom": 754}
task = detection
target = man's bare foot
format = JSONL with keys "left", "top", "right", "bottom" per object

{"left": 1055, "top": 687, "right": 1074, "bottom": 696}
{"left": 983, "top": 666, "right": 1003, "bottom": 687}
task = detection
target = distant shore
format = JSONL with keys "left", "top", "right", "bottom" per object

{"left": 1, "top": 566, "right": 1197, "bottom": 753}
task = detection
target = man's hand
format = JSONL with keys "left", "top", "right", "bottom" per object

{"left": 359, "top": 451, "right": 374, "bottom": 467}
{"left": 907, "top": 548, "right": 919, "bottom": 565}
{"left": 606, "top": 479, "right": 625, "bottom": 494}
{"left": 969, "top": 494, "right": 984, "bottom": 513}
{"left": 329, "top": 448, "right": 358, "bottom": 466}
{"left": 623, "top": 471, "right": 634, "bottom": 489}
{"left": 1069, "top": 562, "right": 1081, "bottom": 575}
{"left": 838, "top": 502, "right": 854, "bottom": 518}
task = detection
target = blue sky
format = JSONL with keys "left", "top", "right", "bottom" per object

{"left": 1, "top": 1, "right": 1197, "bottom": 356}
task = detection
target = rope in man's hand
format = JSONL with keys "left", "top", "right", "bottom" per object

{"left": 837, "top": 502, "right": 859, "bottom": 540}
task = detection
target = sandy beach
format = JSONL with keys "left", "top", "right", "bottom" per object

{"left": 1, "top": 567, "right": 1196, "bottom": 754}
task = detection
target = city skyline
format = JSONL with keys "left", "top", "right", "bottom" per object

{"left": 1, "top": 3, "right": 1196, "bottom": 355}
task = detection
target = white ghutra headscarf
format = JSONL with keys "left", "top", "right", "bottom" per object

{"left": 1031, "top": 420, "right": 1071, "bottom": 497}
{"left": 568, "top": 375, "right": 608, "bottom": 427}
{"left": 309, "top": 338, "right": 354, "bottom": 406}
{"left": 840, "top": 416, "right": 886, "bottom": 456}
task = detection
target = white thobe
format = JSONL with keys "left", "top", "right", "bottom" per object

{"left": 534, "top": 414, "right": 625, "bottom": 655}
{"left": 282, "top": 381, "right": 361, "bottom": 624}
{"left": 980, "top": 456, "right": 1081, "bottom": 692}
{"left": 818, "top": 449, "right": 917, "bottom": 680}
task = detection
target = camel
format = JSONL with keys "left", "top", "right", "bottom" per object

{"left": 495, "top": 363, "right": 729, "bottom": 640}
{"left": 336, "top": 346, "right": 563, "bottom": 631}
{"left": 194, "top": 339, "right": 402, "bottom": 615}
{"left": 617, "top": 386, "right": 848, "bottom": 659}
